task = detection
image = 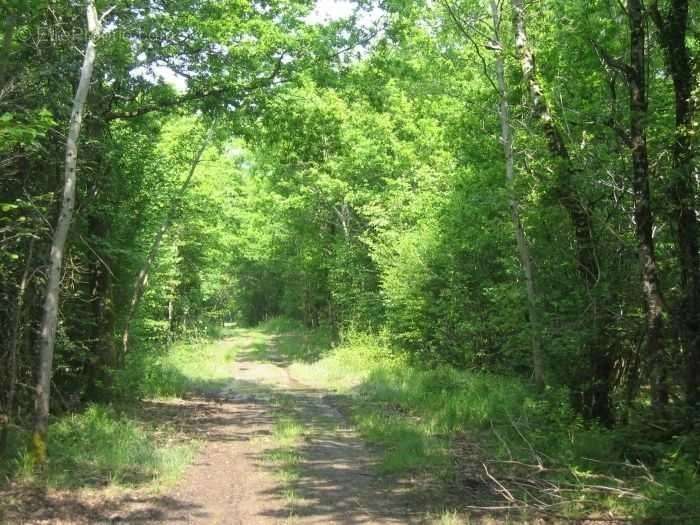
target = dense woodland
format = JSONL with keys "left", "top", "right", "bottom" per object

{"left": 1, "top": 0, "right": 700, "bottom": 520}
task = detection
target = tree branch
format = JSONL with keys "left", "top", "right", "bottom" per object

{"left": 104, "top": 55, "right": 287, "bottom": 121}
{"left": 591, "top": 39, "right": 633, "bottom": 82}
{"left": 441, "top": 0, "right": 499, "bottom": 95}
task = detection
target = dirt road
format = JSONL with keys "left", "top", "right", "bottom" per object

{"left": 3, "top": 330, "right": 443, "bottom": 524}
{"left": 153, "top": 331, "right": 426, "bottom": 524}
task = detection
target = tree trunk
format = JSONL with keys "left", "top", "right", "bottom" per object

{"left": 511, "top": 0, "right": 598, "bottom": 285}
{"left": 511, "top": 0, "right": 612, "bottom": 422}
{"left": 1, "top": 239, "right": 33, "bottom": 450}
{"left": 0, "top": 14, "right": 15, "bottom": 87}
{"left": 85, "top": 217, "right": 116, "bottom": 401}
{"left": 650, "top": 0, "right": 700, "bottom": 419}
{"left": 490, "top": 0, "right": 544, "bottom": 389}
{"left": 628, "top": 0, "right": 667, "bottom": 411}
{"left": 121, "top": 127, "right": 213, "bottom": 355}
{"left": 32, "top": 1, "right": 101, "bottom": 463}
{"left": 333, "top": 202, "right": 351, "bottom": 240}
{"left": 168, "top": 297, "right": 175, "bottom": 338}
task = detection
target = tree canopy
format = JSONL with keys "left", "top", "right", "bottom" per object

{"left": 1, "top": 0, "right": 700, "bottom": 520}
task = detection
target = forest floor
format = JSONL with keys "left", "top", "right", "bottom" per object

{"left": 1, "top": 329, "right": 541, "bottom": 524}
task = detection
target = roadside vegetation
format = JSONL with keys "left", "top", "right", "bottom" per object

{"left": 3, "top": 1, "right": 700, "bottom": 523}
{"left": 0, "top": 332, "right": 238, "bottom": 492}
{"left": 8, "top": 406, "right": 195, "bottom": 490}
{"left": 114, "top": 329, "right": 239, "bottom": 399}
{"left": 264, "top": 319, "right": 700, "bottom": 522}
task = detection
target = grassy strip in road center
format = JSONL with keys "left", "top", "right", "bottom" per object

{"left": 261, "top": 394, "right": 307, "bottom": 524}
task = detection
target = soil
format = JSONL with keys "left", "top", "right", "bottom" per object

{"left": 0, "top": 332, "right": 470, "bottom": 524}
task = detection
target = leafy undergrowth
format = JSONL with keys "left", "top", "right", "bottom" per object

{"left": 263, "top": 320, "right": 700, "bottom": 523}
{"left": 114, "top": 330, "right": 240, "bottom": 398}
{"left": 1, "top": 333, "right": 238, "bottom": 492}
{"left": 2, "top": 406, "right": 194, "bottom": 490}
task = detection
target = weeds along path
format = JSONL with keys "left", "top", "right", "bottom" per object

{"left": 228, "top": 331, "right": 426, "bottom": 525}
{"left": 181, "top": 328, "right": 428, "bottom": 524}
{"left": 1, "top": 329, "right": 452, "bottom": 524}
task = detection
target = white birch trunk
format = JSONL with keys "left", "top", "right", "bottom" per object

{"left": 490, "top": 0, "right": 544, "bottom": 389}
{"left": 32, "top": 1, "right": 101, "bottom": 461}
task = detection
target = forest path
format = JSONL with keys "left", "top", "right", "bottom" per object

{"left": 2, "top": 329, "right": 441, "bottom": 524}
{"left": 118, "top": 328, "right": 431, "bottom": 524}
{"left": 218, "top": 329, "right": 425, "bottom": 524}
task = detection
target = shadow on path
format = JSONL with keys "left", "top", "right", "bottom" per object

{"left": 234, "top": 335, "right": 452, "bottom": 524}
{"left": 1, "top": 330, "right": 507, "bottom": 524}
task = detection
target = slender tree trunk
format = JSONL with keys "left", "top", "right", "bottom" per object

{"left": 511, "top": 0, "right": 613, "bottom": 422}
{"left": 121, "top": 128, "right": 213, "bottom": 355}
{"left": 333, "top": 202, "right": 351, "bottom": 240}
{"left": 650, "top": 0, "right": 700, "bottom": 418}
{"left": 628, "top": 0, "right": 667, "bottom": 411}
{"left": 0, "top": 14, "right": 15, "bottom": 87}
{"left": 1, "top": 239, "right": 34, "bottom": 450}
{"left": 511, "top": 0, "right": 598, "bottom": 285}
{"left": 32, "top": 1, "right": 101, "bottom": 463}
{"left": 490, "top": 0, "right": 544, "bottom": 389}
{"left": 85, "top": 219, "right": 116, "bottom": 401}
{"left": 168, "top": 297, "right": 175, "bottom": 337}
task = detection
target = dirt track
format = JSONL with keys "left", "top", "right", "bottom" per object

{"left": 1, "top": 332, "right": 439, "bottom": 524}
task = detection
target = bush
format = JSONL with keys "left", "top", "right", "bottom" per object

{"left": 113, "top": 336, "right": 239, "bottom": 400}
{"left": 4, "top": 406, "right": 193, "bottom": 489}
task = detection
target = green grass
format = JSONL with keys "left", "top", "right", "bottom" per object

{"left": 2, "top": 334, "right": 240, "bottom": 491}
{"left": 288, "top": 331, "right": 450, "bottom": 474}
{"left": 114, "top": 331, "right": 241, "bottom": 398}
{"left": 429, "top": 510, "right": 469, "bottom": 525}
{"left": 265, "top": 415, "right": 305, "bottom": 486}
{"left": 288, "top": 330, "right": 389, "bottom": 388}
{"left": 262, "top": 319, "right": 700, "bottom": 522}
{"left": 258, "top": 318, "right": 334, "bottom": 364}
{"left": 263, "top": 398, "right": 307, "bottom": 521}
{"left": 5, "top": 405, "right": 195, "bottom": 489}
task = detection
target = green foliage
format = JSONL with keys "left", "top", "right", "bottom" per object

{"left": 114, "top": 335, "right": 239, "bottom": 399}
{"left": 2, "top": 0, "right": 700, "bottom": 521}
{"left": 0, "top": 109, "right": 55, "bottom": 151}
{"left": 644, "top": 453, "right": 700, "bottom": 518}
{"left": 3, "top": 406, "right": 193, "bottom": 489}
{"left": 279, "top": 320, "right": 700, "bottom": 520}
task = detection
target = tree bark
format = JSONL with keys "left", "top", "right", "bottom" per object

{"left": 1, "top": 239, "right": 33, "bottom": 450}
{"left": 168, "top": 297, "right": 175, "bottom": 337}
{"left": 511, "top": 0, "right": 613, "bottom": 422}
{"left": 85, "top": 216, "right": 117, "bottom": 401}
{"left": 490, "top": 0, "right": 544, "bottom": 390}
{"left": 511, "top": 0, "right": 598, "bottom": 286}
{"left": 650, "top": 0, "right": 700, "bottom": 418}
{"left": 0, "top": 14, "right": 15, "bottom": 88}
{"left": 121, "top": 127, "right": 213, "bottom": 355}
{"left": 628, "top": 0, "right": 667, "bottom": 411}
{"left": 32, "top": 0, "right": 101, "bottom": 463}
